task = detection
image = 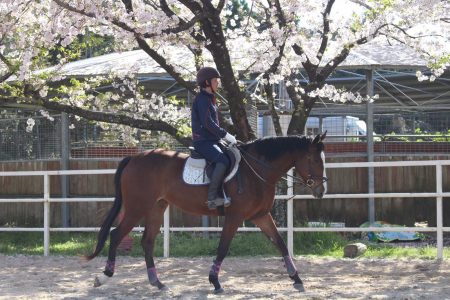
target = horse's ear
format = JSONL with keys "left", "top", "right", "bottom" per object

{"left": 312, "top": 134, "right": 321, "bottom": 144}
{"left": 321, "top": 130, "right": 327, "bottom": 141}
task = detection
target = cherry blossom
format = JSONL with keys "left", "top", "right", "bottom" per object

{"left": 0, "top": 0, "right": 448, "bottom": 141}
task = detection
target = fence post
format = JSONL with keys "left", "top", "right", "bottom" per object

{"left": 287, "top": 169, "right": 294, "bottom": 256}
{"left": 163, "top": 206, "right": 170, "bottom": 258}
{"left": 366, "top": 69, "right": 375, "bottom": 224}
{"left": 43, "top": 174, "right": 50, "bottom": 256}
{"left": 436, "top": 164, "right": 443, "bottom": 260}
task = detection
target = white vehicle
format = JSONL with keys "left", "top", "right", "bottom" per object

{"left": 306, "top": 116, "right": 367, "bottom": 141}
{"left": 258, "top": 115, "right": 367, "bottom": 141}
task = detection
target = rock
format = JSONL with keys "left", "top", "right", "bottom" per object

{"left": 344, "top": 243, "right": 367, "bottom": 258}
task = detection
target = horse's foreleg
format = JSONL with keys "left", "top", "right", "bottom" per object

{"left": 142, "top": 200, "right": 168, "bottom": 291}
{"left": 209, "top": 215, "right": 242, "bottom": 294}
{"left": 251, "top": 213, "right": 304, "bottom": 292}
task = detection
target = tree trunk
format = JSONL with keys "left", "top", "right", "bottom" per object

{"left": 201, "top": 7, "right": 256, "bottom": 142}
{"left": 285, "top": 86, "right": 316, "bottom": 135}
{"left": 271, "top": 180, "right": 288, "bottom": 226}
{"left": 287, "top": 103, "right": 309, "bottom": 135}
{"left": 263, "top": 81, "right": 283, "bottom": 136}
{"left": 271, "top": 199, "right": 287, "bottom": 227}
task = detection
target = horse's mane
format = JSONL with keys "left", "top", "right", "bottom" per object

{"left": 240, "top": 135, "right": 313, "bottom": 161}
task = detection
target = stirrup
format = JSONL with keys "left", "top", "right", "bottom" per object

{"left": 224, "top": 196, "right": 231, "bottom": 207}
{"left": 207, "top": 198, "right": 225, "bottom": 210}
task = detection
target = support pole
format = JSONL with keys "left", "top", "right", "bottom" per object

{"left": 202, "top": 216, "right": 209, "bottom": 238}
{"left": 319, "top": 117, "right": 323, "bottom": 134}
{"left": 287, "top": 169, "right": 294, "bottom": 256}
{"left": 44, "top": 174, "right": 50, "bottom": 256}
{"left": 163, "top": 206, "right": 170, "bottom": 258}
{"left": 366, "top": 69, "right": 375, "bottom": 224}
{"left": 61, "top": 113, "right": 70, "bottom": 227}
{"left": 436, "top": 164, "right": 443, "bottom": 260}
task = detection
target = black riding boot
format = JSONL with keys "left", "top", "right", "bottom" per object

{"left": 207, "top": 162, "right": 227, "bottom": 210}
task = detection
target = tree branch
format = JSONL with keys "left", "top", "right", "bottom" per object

{"left": 319, "top": 23, "right": 389, "bottom": 80}
{"left": 388, "top": 23, "right": 444, "bottom": 39}
{"left": 0, "top": 94, "right": 191, "bottom": 146}
{"left": 292, "top": 43, "right": 317, "bottom": 80}
{"left": 258, "top": 39, "right": 286, "bottom": 137}
{"left": 159, "top": 0, "right": 206, "bottom": 42}
{"left": 273, "top": 0, "right": 287, "bottom": 26}
{"left": 53, "top": 0, "right": 196, "bottom": 93}
{"left": 349, "top": 0, "right": 372, "bottom": 9}
{"left": 0, "top": 52, "right": 15, "bottom": 83}
{"left": 0, "top": 71, "right": 14, "bottom": 83}
{"left": 121, "top": 0, "right": 133, "bottom": 14}
{"left": 316, "top": 0, "right": 336, "bottom": 61}
{"left": 217, "top": 0, "right": 226, "bottom": 12}
{"left": 134, "top": 34, "right": 196, "bottom": 94}
{"left": 177, "top": 0, "right": 203, "bottom": 13}
{"left": 0, "top": 51, "right": 14, "bottom": 70}
{"left": 53, "top": 0, "right": 200, "bottom": 39}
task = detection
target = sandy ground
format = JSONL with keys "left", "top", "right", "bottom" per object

{"left": 0, "top": 254, "right": 449, "bottom": 300}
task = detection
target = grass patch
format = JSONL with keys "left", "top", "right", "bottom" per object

{"left": 0, "top": 231, "right": 448, "bottom": 259}
{"left": 294, "top": 232, "right": 347, "bottom": 256}
{"left": 364, "top": 243, "right": 441, "bottom": 259}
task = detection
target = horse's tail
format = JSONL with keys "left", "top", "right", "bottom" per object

{"left": 85, "top": 156, "right": 132, "bottom": 261}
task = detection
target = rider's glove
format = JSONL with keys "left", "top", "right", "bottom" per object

{"left": 224, "top": 132, "right": 237, "bottom": 145}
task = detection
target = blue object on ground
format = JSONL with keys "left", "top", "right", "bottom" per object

{"left": 360, "top": 221, "right": 425, "bottom": 242}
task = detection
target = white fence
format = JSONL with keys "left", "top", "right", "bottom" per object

{"left": 1, "top": 160, "right": 449, "bottom": 259}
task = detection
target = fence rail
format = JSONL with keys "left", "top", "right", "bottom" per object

{"left": 0, "top": 160, "right": 449, "bottom": 258}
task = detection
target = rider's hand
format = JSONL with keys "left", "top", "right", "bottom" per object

{"left": 224, "top": 132, "right": 237, "bottom": 145}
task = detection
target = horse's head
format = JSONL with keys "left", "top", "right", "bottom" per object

{"left": 294, "top": 132, "right": 327, "bottom": 199}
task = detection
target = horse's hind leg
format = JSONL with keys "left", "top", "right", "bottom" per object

{"left": 94, "top": 212, "right": 136, "bottom": 286}
{"left": 141, "top": 199, "right": 168, "bottom": 290}
{"left": 251, "top": 213, "right": 304, "bottom": 292}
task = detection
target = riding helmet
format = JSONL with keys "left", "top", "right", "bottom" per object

{"left": 196, "top": 67, "right": 222, "bottom": 86}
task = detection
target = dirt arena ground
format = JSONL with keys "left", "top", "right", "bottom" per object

{"left": 0, "top": 254, "right": 449, "bottom": 299}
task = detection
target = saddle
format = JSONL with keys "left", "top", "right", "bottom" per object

{"left": 182, "top": 143, "right": 241, "bottom": 185}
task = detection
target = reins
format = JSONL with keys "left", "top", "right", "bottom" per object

{"left": 236, "top": 144, "right": 328, "bottom": 189}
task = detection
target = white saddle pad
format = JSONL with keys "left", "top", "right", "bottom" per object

{"left": 182, "top": 145, "right": 241, "bottom": 185}
{"left": 182, "top": 157, "right": 210, "bottom": 185}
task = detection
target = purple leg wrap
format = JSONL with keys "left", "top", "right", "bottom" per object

{"left": 147, "top": 267, "right": 158, "bottom": 284}
{"left": 283, "top": 255, "right": 297, "bottom": 277}
{"left": 209, "top": 260, "right": 222, "bottom": 276}
{"left": 105, "top": 259, "right": 115, "bottom": 274}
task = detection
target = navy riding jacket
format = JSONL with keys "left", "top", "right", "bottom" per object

{"left": 191, "top": 89, "right": 227, "bottom": 142}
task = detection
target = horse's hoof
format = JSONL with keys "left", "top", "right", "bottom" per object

{"left": 214, "top": 287, "right": 224, "bottom": 294}
{"left": 293, "top": 283, "right": 305, "bottom": 292}
{"left": 151, "top": 280, "right": 168, "bottom": 291}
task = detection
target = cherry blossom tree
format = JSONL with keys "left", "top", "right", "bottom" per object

{"left": 238, "top": 0, "right": 449, "bottom": 135}
{"left": 1, "top": 0, "right": 448, "bottom": 145}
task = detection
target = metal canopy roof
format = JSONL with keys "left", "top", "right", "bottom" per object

{"left": 1, "top": 42, "right": 448, "bottom": 114}
{"left": 334, "top": 43, "right": 427, "bottom": 70}
{"left": 35, "top": 42, "right": 428, "bottom": 77}
{"left": 306, "top": 69, "right": 450, "bottom": 115}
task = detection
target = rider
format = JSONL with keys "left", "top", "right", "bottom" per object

{"left": 191, "top": 67, "right": 237, "bottom": 210}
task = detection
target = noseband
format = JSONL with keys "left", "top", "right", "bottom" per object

{"left": 299, "top": 156, "right": 328, "bottom": 188}
{"left": 300, "top": 174, "right": 328, "bottom": 188}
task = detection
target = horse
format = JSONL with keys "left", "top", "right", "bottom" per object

{"left": 86, "top": 133, "right": 327, "bottom": 293}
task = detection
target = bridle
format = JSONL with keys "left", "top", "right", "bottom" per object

{"left": 236, "top": 145, "right": 328, "bottom": 189}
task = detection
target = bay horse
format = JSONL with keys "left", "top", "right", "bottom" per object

{"left": 86, "top": 133, "right": 327, "bottom": 293}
